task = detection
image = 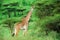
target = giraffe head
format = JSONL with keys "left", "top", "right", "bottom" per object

{"left": 30, "top": 6, "right": 35, "bottom": 11}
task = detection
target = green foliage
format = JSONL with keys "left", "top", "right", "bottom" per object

{"left": 0, "top": 0, "right": 60, "bottom": 40}
{"left": 35, "top": 0, "right": 60, "bottom": 18}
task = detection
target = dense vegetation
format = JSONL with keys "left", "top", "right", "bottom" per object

{"left": 0, "top": 0, "right": 60, "bottom": 40}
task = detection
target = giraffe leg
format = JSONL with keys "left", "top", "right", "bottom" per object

{"left": 23, "top": 24, "right": 28, "bottom": 36}
{"left": 23, "top": 29, "right": 27, "bottom": 36}
{"left": 15, "top": 28, "right": 20, "bottom": 36}
{"left": 12, "top": 27, "right": 20, "bottom": 36}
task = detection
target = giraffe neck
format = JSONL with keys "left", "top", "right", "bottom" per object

{"left": 25, "top": 7, "right": 34, "bottom": 22}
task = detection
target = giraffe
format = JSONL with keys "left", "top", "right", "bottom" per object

{"left": 12, "top": 6, "right": 34, "bottom": 36}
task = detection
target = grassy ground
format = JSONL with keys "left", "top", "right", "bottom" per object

{"left": 0, "top": 14, "right": 60, "bottom": 40}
